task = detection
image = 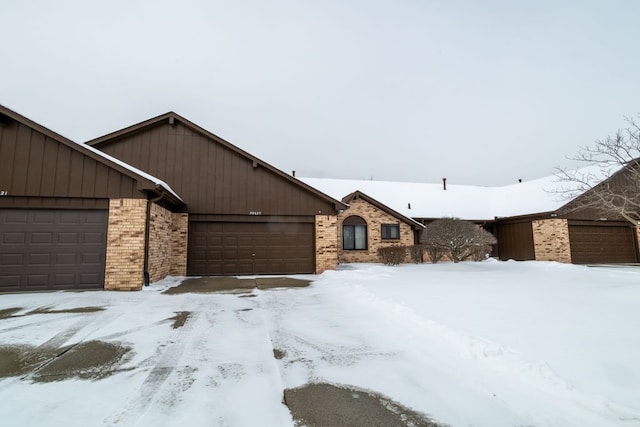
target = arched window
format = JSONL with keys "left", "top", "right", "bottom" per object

{"left": 343, "top": 216, "right": 367, "bottom": 250}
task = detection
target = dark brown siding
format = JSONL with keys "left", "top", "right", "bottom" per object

{"left": 0, "top": 209, "right": 107, "bottom": 291}
{"left": 0, "top": 196, "right": 108, "bottom": 210}
{"left": 0, "top": 120, "right": 142, "bottom": 201}
{"left": 568, "top": 221, "right": 638, "bottom": 264}
{"left": 188, "top": 219, "right": 314, "bottom": 275}
{"left": 93, "top": 121, "right": 335, "bottom": 215}
{"left": 496, "top": 221, "right": 535, "bottom": 261}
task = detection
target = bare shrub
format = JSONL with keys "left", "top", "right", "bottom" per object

{"left": 377, "top": 247, "right": 407, "bottom": 265}
{"left": 425, "top": 246, "right": 447, "bottom": 264}
{"left": 421, "top": 218, "right": 496, "bottom": 263}
{"left": 408, "top": 245, "right": 425, "bottom": 263}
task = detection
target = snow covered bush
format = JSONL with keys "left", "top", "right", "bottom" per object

{"left": 377, "top": 246, "right": 407, "bottom": 265}
{"left": 421, "top": 218, "right": 496, "bottom": 263}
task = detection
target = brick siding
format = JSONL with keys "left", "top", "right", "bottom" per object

{"left": 532, "top": 219, "right": 572, "bottom": 263}
{"left": 315, "top": 215, "right": 338, "bottom": 273}
{"left": 104, "top": 199, "right": 147, "bottom": 291}
{"left": 171, "top": 212, "right": 189, "bottom": 276}
{"left": 148, "top": 204, "right": 188, "bottom": 281}
{"left": 338, "top": 197, "right": 414, "bottom": 263}
{"left": 148, "top": 203, "right": 173, "bottom": 283}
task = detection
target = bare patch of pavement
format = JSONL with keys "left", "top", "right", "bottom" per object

{"left": 0, "top": 308, "right": 22, "bottom": 319}
{"left": 169, "top": 311, "right": 191, "bottom": 329}
{"left": 163, "top": 276, "right": 312, "bottom": 294}
{"left": 0, "top": 340, "right": 131, "bottom": 382}
{"left": 34, "top": 340, "right": 131, "bottom": 382}
{"left": 284, "top": 383, "right": 448, "bottom": 427}
{"left": 0, "top": 306, "right": 105, "bottom": 319}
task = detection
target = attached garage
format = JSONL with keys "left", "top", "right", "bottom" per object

{"left": 0, "top": 104, "right": 185, "bottom": 293}
{"left": 87, "top": 112, "right": 345, "bottom": 276}
{"left": 569, "top": 222, "right": 638, "bottom": 264}
{"left": 188, "top": 220, "right": 314, "bottom": 275}
{"left": 0, "top": 209, "right": 107, "bottom": 291}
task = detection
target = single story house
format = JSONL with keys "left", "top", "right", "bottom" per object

{"left": 300, "top": 173, "right": 640, "bottom": 265}
{"left": 2, "top": 104, "right": 637, "bottom": 294}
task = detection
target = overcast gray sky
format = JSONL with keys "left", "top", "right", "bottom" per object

{"left": 2, "top": 0, "right": 639, "bottom": 186}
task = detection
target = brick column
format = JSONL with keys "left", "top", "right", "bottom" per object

{"left": 315, "top": 215, "right": 338, "bottom": 273}
{"left": 532, "top": 219, "right": 572, "bottom": 263}
{"left": 148, "top": 203, "right": 173, "bottom": 283}
{"left": 105, "top": 199, "right": 147, "bottom": 291}
{"left": 171, "top": 213, "right": 189, "bottom": 276}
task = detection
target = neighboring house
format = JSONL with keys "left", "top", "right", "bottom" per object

{"left": 0, "top": 105, "right": 186, "bottom": 293}
{"left": 85, "top": 112, "right": 346, "bottom": 277}
{"left": 2, "top": 104, "right": 636, "bottom": 295}
{"left": 301, "top": 174, "right": 640, "bottom": 265}
{"left": 337, "top": 191, "right": 424, "bottom": 263}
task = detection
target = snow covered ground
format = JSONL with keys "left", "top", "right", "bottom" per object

{"left": 0, "top": 260, "right": 639, "bottom": 426}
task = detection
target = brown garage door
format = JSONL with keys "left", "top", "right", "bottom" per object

{"left": 188, "top": 221, "right": 314, "bottom": 276}
{"left": 0, "top": 209, "right": 107, "bottom": 292}
{"left": 569, "top": 224, "right": 638, "bottom": 264}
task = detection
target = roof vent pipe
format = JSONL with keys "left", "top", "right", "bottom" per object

{"left": 292, "top": 170, "right": 296, "bottom": 177}
{"left": 442, "top": 178, "right": 447, "bottom": 191}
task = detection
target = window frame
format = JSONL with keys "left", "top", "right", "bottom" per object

{"left": 381, "top": 223, "right": 400, "bottom": 240}
{"left": 342, "top": 216, "right": 368, "bottom": 250}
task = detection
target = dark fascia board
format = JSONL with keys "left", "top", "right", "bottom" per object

{"left": 342, "top": 190, "right": 425, "bottom": 230}
{"left": 491, "top": 211, "right": 557, "bottom": 224}
{"left": 85, "top": 111, "right": 347, "bottom": 211}
{"left": 0, "top": 104, "right": 183, "bottom": 208}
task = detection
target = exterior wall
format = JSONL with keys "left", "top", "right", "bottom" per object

{"left": 315, "top": 215, "right": 338, "bottom": 273}
{"left": 90, "top": 121, "right": 337, "bottom": 216}
{"left": 0, "top": 113, "right": 141, "bottom": 203}
{"left": 148, "top": 204, "right": 189, "bottom": 282}
{"left": 532, "top": 219, "right": 572, "bottom": 263}
{"left": 105, "top": 198, "right": 147, "bottom": 291}
{"left": 148, "top": 203, "right": 173, "bottom": 283}
{"left": 338, "top": 198, "right": 414, "bottom": 263}
{"left": 171, "top": 212, "right": 189, "bottom": 276}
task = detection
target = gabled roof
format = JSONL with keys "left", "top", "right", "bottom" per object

{"left": 86, "top": 112, "right": 347, "bottom": 211}
{"left": 343, "top": 191, "right": 424, "bottom": 229}
{"left": 300, "top": 175, "right": 571, "bottom": 221}
{"left": 0, "top": 104, "right": 184, "bottom": 207}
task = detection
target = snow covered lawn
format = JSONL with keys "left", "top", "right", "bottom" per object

{"left": 0, "top": 260, "right": 639, "bottom": 426}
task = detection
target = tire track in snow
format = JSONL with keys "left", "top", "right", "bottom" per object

{"left": 103, "top": 309, "right": 201, "bottom": 426}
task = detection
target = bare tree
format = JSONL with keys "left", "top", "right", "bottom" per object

{"left": 421, "top": 218, "right": 497, "bottom": 263}
{"left": 554, "top": 116, "right": 640, "bottom": 223}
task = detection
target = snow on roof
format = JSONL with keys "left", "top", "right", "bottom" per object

{"left": 78, "top": 141, "right": 183, "bottom": 202}
{"left": 300, "top": 174, "right": 573, "bottom": 221}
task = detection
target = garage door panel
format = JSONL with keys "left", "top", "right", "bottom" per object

{"left": 4, "top": 211, "right": 28, "bottom": 224}
{"left": 31, "top": 233, "right": 53, "bottom": 244}
{"left": 32, "top": 211, "right": 55, "bottom": 224}
{"left": 3, "top": 232, "right": 25, "bottom": 244}
{"left": 0, "top": 209, "right": 107, "bottom": 291}
{"left": 81, "top": 252, "right": 103, "bottom": 265}
{"left": 188, "top": 221, "right": 314, "bottom": 276}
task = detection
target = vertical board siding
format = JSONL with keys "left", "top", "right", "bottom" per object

{"left": 0, "top": 121, "right": 142, "bottom": 201}
{"left": 93, "top": 121, "right": 335, "bottom": 215}
{"left": 496, "top": 221, "right": 535, "bottom": 261}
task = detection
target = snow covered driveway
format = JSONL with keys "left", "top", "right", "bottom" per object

{"left": 0, "top": 261, "right": 639, "bottom": 426}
